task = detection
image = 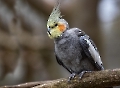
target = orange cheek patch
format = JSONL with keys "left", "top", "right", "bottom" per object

{"left": 58, "top": 24, "right": 66, "bottom": 32}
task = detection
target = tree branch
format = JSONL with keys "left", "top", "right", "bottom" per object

{"left": 1, "top": 69, "right": 120, "bottom": 88}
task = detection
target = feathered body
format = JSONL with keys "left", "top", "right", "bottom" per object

{"left": 47, "top": 1, "right": 104, "bottom": 80}
{"left": 55, "top": 28, "right": 101, "bottom": 74}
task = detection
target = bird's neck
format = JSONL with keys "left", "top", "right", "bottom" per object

{"left": 54, "top": 29, "right": 69, "bottom": 42}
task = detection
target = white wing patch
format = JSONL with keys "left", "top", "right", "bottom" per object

{"left": 85, "top": 39, "right": 103, "bottom": 69}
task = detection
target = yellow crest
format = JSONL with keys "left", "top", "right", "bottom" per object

{"left": 47, "top": 0, "right": 61, "bottom": 27}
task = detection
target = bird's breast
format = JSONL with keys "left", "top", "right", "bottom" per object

{"left": 55, "top": 35, "right": 83, "bottom": 70}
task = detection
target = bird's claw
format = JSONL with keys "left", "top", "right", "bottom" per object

{"left": 68, "top": 73, "right": 76, "bottom": 82}
{"left": 79, "top": 71, "right": 92, "bottom": 79}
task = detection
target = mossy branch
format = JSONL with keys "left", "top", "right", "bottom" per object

{"left": 1, "top": 69, "right": 120, "bottom": 88}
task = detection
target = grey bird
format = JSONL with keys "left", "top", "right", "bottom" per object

{"left": 47, "top": 1, "right": 104, "bottom": 81}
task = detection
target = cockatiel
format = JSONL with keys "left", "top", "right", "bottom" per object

{"left": 47, "top": 1, "right": 104, "bottom": 81}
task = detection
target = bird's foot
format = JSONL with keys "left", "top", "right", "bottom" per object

{"left": 68, "top": 73, "right": 76, "bottom": 82}
{"left": 79, "top": 71, "right": 92, "bottom": 79}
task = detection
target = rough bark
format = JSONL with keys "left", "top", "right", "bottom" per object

{"left": 1, "top": 68, "right": 120, "bottom": 88}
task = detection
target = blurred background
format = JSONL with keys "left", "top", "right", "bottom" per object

{"left": 0, "top": 0, "right": 120, "bottom": 87}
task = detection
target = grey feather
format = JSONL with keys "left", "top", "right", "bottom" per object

{"left": 55, "top": 53, "right": 72, "bottom": 73}
{"left": 80, "top": 35, "right": 104, "bottom": 70}
{"left": 54, "top": 28, "right": 104, "bottom": 75}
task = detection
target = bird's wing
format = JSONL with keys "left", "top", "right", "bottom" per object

{"left": 55, "top": 53, "right": 72, "bottom": 73}
{"left": 79, "top": 35, "right": 104, "bottom": 70}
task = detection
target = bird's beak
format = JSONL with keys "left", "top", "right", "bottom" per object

{"left": 47, "top": 28, "right": 51, "bottom": 35}
{"left": 47, "top": 31, "right": 51, "bottom": 35}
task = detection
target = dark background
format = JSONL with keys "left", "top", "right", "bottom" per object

{"left": 0, "top": 0, "right": 120, "bottom": 87}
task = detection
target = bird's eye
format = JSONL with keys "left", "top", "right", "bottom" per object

{"left": 51, "top": 26, "right": 54, "bottom": 28}
{"left": 55, "top": 23, "right": 58, "bottom": 26}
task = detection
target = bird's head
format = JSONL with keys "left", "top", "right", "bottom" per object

{"left": 47, "top": 2, "right": 69, "bottom": 39}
